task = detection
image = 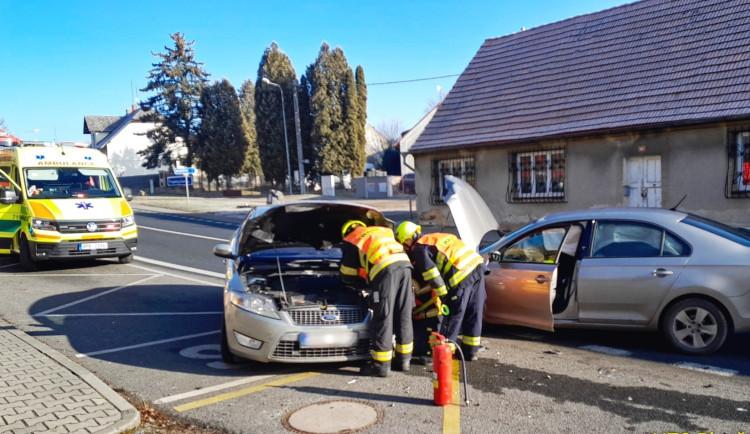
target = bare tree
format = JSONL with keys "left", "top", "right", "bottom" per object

{"left": 376, "top": 118, "right": 404, "bottom": 145}
{"left": 0, "top": 118, "right": 7, "bottom": 132}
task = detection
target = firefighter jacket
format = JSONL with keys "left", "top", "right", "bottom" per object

{"left": 340, "top": 226, "right": 411, "bottom": 285}
{"left": 410, "top": 233, "right": 484, "bottom": 297}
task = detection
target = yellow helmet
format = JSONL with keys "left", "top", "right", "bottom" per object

{"left": 395, "top": 221, "right": 421, "bottom": 244}
{"left": 341, "top": 220, "right": 366, "bottom": 238}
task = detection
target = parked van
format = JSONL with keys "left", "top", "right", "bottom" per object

{"left": 0, "top": 145, "right": 137, "bottom": 270}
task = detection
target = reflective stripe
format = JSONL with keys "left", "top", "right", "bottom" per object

{"left": 461, "top": 335, "right": 481, "bottom": 346}
{"left": 434, "top": 285, "right": 447, "bottom": 297}
{"left": 369, "top": 252, "right": 410, "bottom": 279}
{"left": 395, "top": 342, "right": 413, "bottom": 354}
{"left": 422, "top": 267, "right": 440, "bottom": 281}
{"left": 340, "top": 265, "right": 358, "bottom": 276}
{"left": 372, "top": 350, "right": 392, "bottom": 362}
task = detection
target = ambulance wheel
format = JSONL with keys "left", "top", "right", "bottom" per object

{"left": 19, "top": 237, "right": 39, "bottom": 272}
{"left": 118, "top": 254, "right": 134, "bottom": 264}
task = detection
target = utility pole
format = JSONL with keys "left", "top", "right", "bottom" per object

{"left": 293, "top": 91, "right": 306, "bottom": 194}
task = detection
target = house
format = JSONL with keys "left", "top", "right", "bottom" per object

{"left": 83, "top": 105, "right": 167, "bottom": 190}
{"left": 408, "top": 0, "right": 750, "bottom": 228}
{"left": 396, "top": 104, "right": 438, "bottom": 176}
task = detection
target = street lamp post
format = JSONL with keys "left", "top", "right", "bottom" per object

{"left": 262, "top": 77, "right": 293, "bottom": 195}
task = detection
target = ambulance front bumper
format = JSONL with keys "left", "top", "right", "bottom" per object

{"left": 29, "top": 238, "right": 138, "bottom": 261}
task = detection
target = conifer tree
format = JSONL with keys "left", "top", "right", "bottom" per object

{"left": 139, "top": 32, "right": 209, "bottom": 168}
{"left": 238, "top": 79, "right": 262, "bottom": 178}
{"left": 196, "top": 79, "right": 248, "bottom": 189}
{"left": 296, "top": 76, "right": 315, "bottom": 182}
{"left": 255, "top": 42, "right": 298, "bottom": 188}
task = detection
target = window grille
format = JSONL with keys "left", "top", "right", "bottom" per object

{"left": 430, "top": 156, "right": 476, "bottom": 204}
{"left": 507, "top": 148, "right": 566, "bottom": 203}
{"left": 725, "top": 127, "right": 750, "bottom": 198}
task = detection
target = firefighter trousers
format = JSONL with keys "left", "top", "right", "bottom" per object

{"left": 370, "top": 262, "right": 414, "bottom": 363}
{"left": 439, "top": 264, "right": 487, "bottom": 356}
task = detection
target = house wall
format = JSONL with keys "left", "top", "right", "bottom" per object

{"left": 105, "top": 122, "right": 162, "bottom": 178}
{"left": 413, "top": 122, "right": 750, "bottom": 230}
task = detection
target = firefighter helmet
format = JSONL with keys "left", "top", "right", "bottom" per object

{"left": 341, "top": 220, "right": 366, "bottom": 238}
{"left": 395, "top": 221, "right": 421, "bottom": 244}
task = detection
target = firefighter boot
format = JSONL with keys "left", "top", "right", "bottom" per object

{"left": 392, "top": 355, "right": 411, "bottom": 372}
{"left": 360, "top": 361, "right": 391, "bottom": 377}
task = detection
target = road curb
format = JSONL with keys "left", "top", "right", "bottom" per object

{"left": 2, "top": 319, "right": 141, "bottom": 434}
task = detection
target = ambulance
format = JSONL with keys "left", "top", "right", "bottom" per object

{"left": 0, "top": 145, "right": 137, "bottom": 271}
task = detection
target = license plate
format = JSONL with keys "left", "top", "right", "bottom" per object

{"left": 78, "top": 242, "right": 108, "bottom": 251}
{"left": 299, "top": 331, "right": 358, "bottom": 348}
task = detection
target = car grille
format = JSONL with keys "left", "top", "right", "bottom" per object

{"left": 288, "top": 307, "right": 368, "bottom": 325}
{"left": 271, "top": 339, "right": 372, "bottom": 359}
{"left": 58, "top": 220, "right": 122, "bottom": 234}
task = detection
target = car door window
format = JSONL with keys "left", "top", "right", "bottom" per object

{"left": 592, "top": 221, "right": 688, "bottom": 258}
{"left": 502, "top": 227, "right": 566, "bottom": 263}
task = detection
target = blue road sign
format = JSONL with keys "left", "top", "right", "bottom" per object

{"left": 167, "top": 175, "right": 193, "bottom": 187}
{"left": 174, "top": 167, "right": 196, "bottom": 175}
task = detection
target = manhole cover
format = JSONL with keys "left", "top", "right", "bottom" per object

{"left": 282, "top": 399, "right": 383, "bottom": 434}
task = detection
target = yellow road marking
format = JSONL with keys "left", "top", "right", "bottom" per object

{"left": 174, "top": 372, "right": 320, "bottom": 412}
{"left": 443, "top": 359, "right": 461, "bottom": 433}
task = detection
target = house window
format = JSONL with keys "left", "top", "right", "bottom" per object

{"left": 508, "top": 148, "right": 565, "bottom": 203}
{"left": 726, "top": 129, "right": 750, "bottom": 198}
{"left": 430, "top": 156, "right": 475, "bottom": 204}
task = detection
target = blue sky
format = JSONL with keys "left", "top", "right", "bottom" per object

{"left": 2, "top": 0, "right": 629, "bottom": 143}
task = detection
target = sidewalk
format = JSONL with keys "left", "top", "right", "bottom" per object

{"left": 0, "top": 319, "right": 139, "bottom": 434}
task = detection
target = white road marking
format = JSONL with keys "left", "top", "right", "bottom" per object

{"left": 131, "top": 257, "right": 225, "bottom": 281}
{"left": 34, "top": 274, "right": 162, "bottom": 316}
{"left": 580, "top": 345, "right": 633, "bottom": 357}
{"left": 138, "top": 225, "right": 228, "bottom": 242}
{"left": 179, "top": 344, "right": 222, "bottom": 359}
{"left": 154, "top": 373, "right": 278, "bottom": 404}
{"left": 75, "top": 330, "right": 220, "bottom": 358}
{"left": 37, "top": 312, "right": 222, "bottom": 318}
{"left": 674, "top": 362, "right": 738, "bottom": 377}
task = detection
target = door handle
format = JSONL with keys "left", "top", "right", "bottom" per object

{"left": 535, "top": 275, "right": 550, "bottom": 284}
{"left": 652, "top": 268, "right": 673, "bottom": 277}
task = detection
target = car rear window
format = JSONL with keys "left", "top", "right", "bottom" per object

{"left": 681, "top": 215, "right": 750, "bottom": 247}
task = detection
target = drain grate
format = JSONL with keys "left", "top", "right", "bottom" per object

{"left": 282, "top": 399, "right": 383, "bottom": 434}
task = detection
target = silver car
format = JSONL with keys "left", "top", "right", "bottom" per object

{"left": 213, "top": 201, "right": 392, "bottom": 363}
{"left": 445, "top": 176, "right": 750, "bottom": 355}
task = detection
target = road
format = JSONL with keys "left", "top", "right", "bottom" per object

{"left": 1, "top": 203, "right": 749, "bottom": 433}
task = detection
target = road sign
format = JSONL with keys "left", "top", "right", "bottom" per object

{"left": 167, "top": 175, "right": 193, "bottom": 187}
{"left": 174, "top": 167, "right": 195, "bottom": 175}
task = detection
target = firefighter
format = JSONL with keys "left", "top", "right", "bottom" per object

{"left": 410, "top": 275, "right": 446, "bottom": 365}
{"left": 395, "top": 221, "right": 487, "bottom": 361}
{"left": 340, "top": 220, "right": 414, "bottom": 377}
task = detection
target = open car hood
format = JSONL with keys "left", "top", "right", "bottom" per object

{"left": 237, "top": 201, "right": 392, "bottom": 256}
{"left": 443, "top": 175, "right": 501, "bottom": 252}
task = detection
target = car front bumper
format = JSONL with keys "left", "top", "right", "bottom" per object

{"left": 224, "top": 299, "right": 372, "bottom": 363}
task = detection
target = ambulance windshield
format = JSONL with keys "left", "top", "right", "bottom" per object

{"left": 24, "top": 167, "right": 122, "bottom": 199}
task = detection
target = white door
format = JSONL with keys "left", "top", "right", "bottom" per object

{"left": 625, "top": 156, "right": 661, "bottom": 207}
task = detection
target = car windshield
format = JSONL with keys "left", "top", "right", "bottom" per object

{"left": 24, "top": 167, "right": 121, "bottom": 199}
{"left": 682, "top": 214, "right": 750, "bottom": 247}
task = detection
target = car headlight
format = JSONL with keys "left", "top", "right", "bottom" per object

{"left": 121, "top": 215, "right": 135, "bottom": 227}
{"left": 229, "top": 291, "right": 280, "bottom": 319}
{"left": 32, "top": 218, "right": 58, "bottom": 231}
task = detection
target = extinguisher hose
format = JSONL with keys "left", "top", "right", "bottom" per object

{"left": 446, "top": 339, "right": 470, "bottom": 406}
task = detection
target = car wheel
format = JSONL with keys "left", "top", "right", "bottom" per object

{"left": 661, "top": 298, "right": 728, "bottom": 355}
{"left": 118, "top": 253, "right": 134, "bottom": 264}
{"left": 19, "top": 236, "right": 39, "bottom": 272}
{"left": 221, "top": 323, "right": 239, "bottom": 364}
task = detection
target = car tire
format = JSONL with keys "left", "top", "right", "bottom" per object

{"left": 19, "top": 236, "right": 39, "bottom": 272}
{"left": 661, "top": 298, "right": 728, "bottom": 355}
{"left": 221, "top": 323, "right": 239, "bottom": 364}
{"left": 118, "top": 253, "right": 134, "bottom": 264}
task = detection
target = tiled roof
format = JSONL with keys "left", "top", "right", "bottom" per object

{"left": 83, "top": 116, "right": 121, "bottom": 134}
{"left": 412, "top": 0, "right": 750, "bottom": 154}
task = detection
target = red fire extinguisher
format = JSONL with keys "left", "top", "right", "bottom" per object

{"left": 431, "top": 332, "right": 453, "bottom": 406}
{"left": 430, "top": 332, "right": 470, "bottom": 407}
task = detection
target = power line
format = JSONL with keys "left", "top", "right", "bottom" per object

{"left": 367, "top": 74, "right": 460, "bottom": 86}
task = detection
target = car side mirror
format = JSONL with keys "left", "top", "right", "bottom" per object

{"left": 0, "top": 189, "right": 18, "bottom": 204}
{"left": 123, "top": 187, "right": 133, "bottom": 201}
{"left": 213, "top": 243, "right": 235, "bottom": 259}
{"left": 489, "top": 250, "right": 502, "bottom": 263}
